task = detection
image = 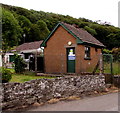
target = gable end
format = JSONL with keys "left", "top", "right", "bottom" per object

{"left": 40, "top": 22, "right": 83, "bottom": 47}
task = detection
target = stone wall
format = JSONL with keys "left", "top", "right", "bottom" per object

{"left": 1, "top": 75, "right": 105, "bottom": 109}
{"left": 113, "top": 75, "right": 120, "bottom": 87}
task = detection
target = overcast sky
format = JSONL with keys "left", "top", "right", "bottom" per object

{"left": 0, "top": 0, "right": 119, "bottom": 27}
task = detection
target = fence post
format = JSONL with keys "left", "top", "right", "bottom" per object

{"left": 35, "top": 53, "right": 37, "bottom": 75}
{"left": 110, "top": 55, "right": 113, "bottom": 75}
{"left": 110, "top": 54, "right": 114, "bottom": 84}
{"left": 99, "top": 53, "right": 103, "bottom": 75}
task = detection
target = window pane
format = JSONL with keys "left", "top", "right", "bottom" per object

{"left": 9, "top": 55, "right": 15, "bottom": 62}
{"left": 85, "top": 46, "right": 90, "bottom": 58}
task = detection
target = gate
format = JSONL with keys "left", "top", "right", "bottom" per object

{"left": 102, "top": 54, "right": 113, "bottom": 84}
{"left": 103, "top": 54, "right": 113, "bottom": 75}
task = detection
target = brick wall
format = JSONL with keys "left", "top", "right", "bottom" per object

{"left": 44, "top": 26, "right": 102, "bottom": 74}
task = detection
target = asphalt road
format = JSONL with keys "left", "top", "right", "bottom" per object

{"left": 28, "top": 93, "right": 119, "bottom": 111}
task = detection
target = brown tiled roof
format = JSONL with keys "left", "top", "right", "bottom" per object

{"left": 16, "top": 41, "right": 43, "bottom": 51}
{"left": 61, "top": 22, "right": 105, "bottom": 47}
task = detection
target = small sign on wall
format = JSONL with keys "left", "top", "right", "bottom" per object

{"left": 68, "top": 55, "right": 75, "bottom": 60}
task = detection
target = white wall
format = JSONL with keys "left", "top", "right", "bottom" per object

{"left": 0, "top": 55, "right": 2, "bottom": 67}
{"left": 3, "top": 53, "right": 24, "bottom": 68}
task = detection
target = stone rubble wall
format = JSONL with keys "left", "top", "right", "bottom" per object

{"left": 1, "top": 75, "right": 105, "bottom": 109}
{"left": 113, "top": 75, "right": 120, "bottom": 87}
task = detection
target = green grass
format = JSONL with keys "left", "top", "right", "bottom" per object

{"left": 88, "top": 62, "right": 120, "bottom": 75}
{"left": 4, "top": 69, "right": 56, "bottom": 83}
{"left": 112, "top": 62, "right": 120, "bottom": 75}
{"left": 103, "top": 62, "right": 120, "bottom": 75}
{"left": 10, "top": 73, "right": 55, "bottom": 83}
{"left": 5, "top": 68, "right": 15, "bottom": 73}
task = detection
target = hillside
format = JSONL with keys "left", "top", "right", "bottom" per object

{"left": 1, "top": 4, "right": 120, "bottom": 51}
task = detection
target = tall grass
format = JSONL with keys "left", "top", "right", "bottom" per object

{"left": 103, "top": 62, "right": 120, "bottom": 75}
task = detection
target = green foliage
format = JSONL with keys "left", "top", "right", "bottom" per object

{"left": 84, "top": 26, "right": 97, "bottom": 36}
{"left": 2, "top": 8, "right": 22, "bottom": 51}
{"left": 17, "top": 15, "right": 32, "bottom": 32}
{"left": 102, "top": 49, "right": 112, "bottom": 54}
{"left": 28, "top": 24, "right": 41, "bottom": 42}
{"left": 11, "top": 6, "right": 37, "bottom": 23}
{"left": 79, "top": 22, "right": 89, "bottom": 28}
{"left": 79, "top": 18, "right": 93, "bottom": 22}
{"left": 112, "top": 48, "right": 120, "bottom": 61}
{"left": 17, "top": 15, "right": 32, "bottom": 43}
{"left": 14, "top": 54, "right": 26, "bottom": 73}
{"left": 36, "top": 20, "right": 50, "bottom": 40}
{"left": 1, "top": 68, "right": 12, "bottom": 83}
{"left": 107, "top": 31, "right": 120, "bottom": 49}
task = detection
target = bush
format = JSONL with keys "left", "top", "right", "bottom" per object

{"left": 14, "top": 54, "right": 26, "bottom": 73}
{"left": 1, "top": 68, "right": 12, "bottom": 83}
{"left": 112, "top": 48, "right": 120, "bottom": 62}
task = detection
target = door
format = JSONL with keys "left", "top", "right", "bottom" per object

{"left": 67, "top": 48, "right": 75, "bottom": 73}
{"left": 37, "top": 57, "right": 44, "bottom": 72}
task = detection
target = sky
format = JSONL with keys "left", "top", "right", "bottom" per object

{"left": 0, "top": 0, "right": 119, "bottom": 27}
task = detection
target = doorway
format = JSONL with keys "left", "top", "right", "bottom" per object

{"left": 67, "top": 48, "right": 75, "bottom": 73}
{"left": 37, "top": 57, "right": 44, "bottom": 72}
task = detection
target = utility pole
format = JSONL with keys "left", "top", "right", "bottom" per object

{"left": 23, "top": 34, "right": 26, "bottom": 43}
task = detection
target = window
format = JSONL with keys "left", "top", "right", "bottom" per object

{"left": 24, "top": 53, "right": 31, "bottom": 59}
{"left": 9, "top": 55, "right": 15, "bottom": 63}
{"left": 84, "top": 46, "right": 91, "bottom": 60}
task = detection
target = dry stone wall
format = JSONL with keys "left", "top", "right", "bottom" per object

{"left": 2, "top": 75, "right": 105, "bottom": 109}
{"left": 113, "top": 75, "right": 120, "bottom": 87}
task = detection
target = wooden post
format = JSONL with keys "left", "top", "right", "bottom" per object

{"left": 35, "top": 52, "right": 37, "bottom": 75}
{"left": 99, "top": 53, "right": 103, "bottom": 75}
{"left": 110, "top": 54, "right": 113, "bottom": 84}
{"left": 110, "top": 55, "right": 113, "bottom": 75}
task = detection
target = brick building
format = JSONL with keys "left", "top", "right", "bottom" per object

{"left": 41, "top": 22, "right": 105, "bottom": 74}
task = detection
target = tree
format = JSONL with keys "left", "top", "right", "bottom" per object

{"left": 12, "top": 7, "right": 37, "bottom": 23}
{"left": 36, "top": 20, "right": 50, "bottom": 40}
{"left": 28, "top": 24, "right": 41, "bottom": 42}
{"left": 84, "top": 26, "right": 97, "bottom": 36}
{"left": 17, "top": 15, "right": 32, "bottom": 43}
{"left": 107, "top": 32, "right": 120, "bottom": 49}
{"left": 2, "top": 8, "right": 22, "bottom": 51}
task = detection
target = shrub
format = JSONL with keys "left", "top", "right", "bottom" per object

{"left": 112, "top": 48, "right": 120, "bottom": 62}
{"left": 14, "top": 54, "right": 26, "bottom": 73}
{"left": 1, "top": 68, "right": 12, "bottom": 83}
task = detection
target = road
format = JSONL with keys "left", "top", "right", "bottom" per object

{"left": 28, "top": 93, "right": 118, "bottom": 111}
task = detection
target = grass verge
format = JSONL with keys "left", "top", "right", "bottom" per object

{"left": 7, "top": 69, "right": 56, "bottom": 83}
{"left": 10, "top": 73, "right": 56, "bottom": 83}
